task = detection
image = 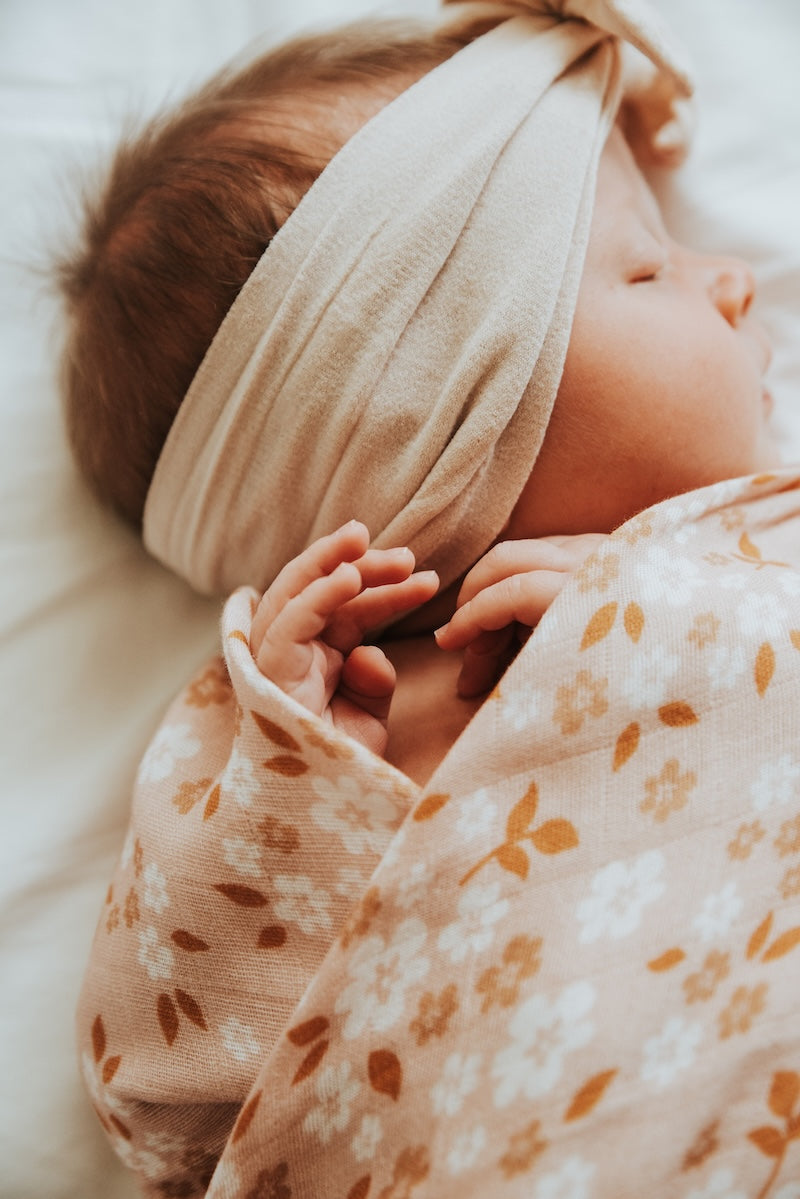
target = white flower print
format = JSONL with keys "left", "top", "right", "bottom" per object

{"left": 447, "top": 1126, "right": 487, "bottom": 1175}
{"left": 115, "top": 1136, "right": 170, "bottom": 1182}
{"left": 706, "top": 643, "right": 748, "bottom": 692}
{"left": 576, "top": 850, "right": 666, "bottom": 943}
{"left": 302, "top": 1061, "right": 361, "bottom": 1145}
{"left": 535, "top": 1155, "right": 595, "bottom": 1199}
{"left": 335, "top": 865, "right": 370, "bottom": 898}
{"left": 636, "top": 545, "right": 701, "bottom": 606}
{"left": 311, "top": 775, "right": 401, "bottom": 855}
{"left": 137, "top": 925, "right": 174, "bottom": 980}
{"left": 142, "top": 862, "right": 169, "bottom": 913}
{"left": 396, "top": 860, "right": 432, "bottom": 910}
{"left": 220, "top": 746, "right": 261, "bottom": 808}
{"left": 136, "top": 723, "right": 200, "bottom": 784}
{"left": 692, "top": 882, "right": 743, "bottom": 942}
{"left": 641, "top": 1016, "right": 702, "bottom": 1089}
{"left": 351, "top": 1114, "right": 383, "bottom": 1163}
{"left": 502, "top": 688, "right": 543, "bottom": 734}
{"left": 336, "top": 918, "right": 429, "bottom": 1040}
{"left": 750, "top": 754, "right": 800, "bottom": 812}
{"left": 736, "top": 590, "right": 788, "bottom": 640}
{"left": 684, "top": 1167, "right": 746, "bottom": 1199}
{"left": 492, "top": 981, "right": 595, "bottom": 1107}
{"left": 455, "top": 789, "right": 499, "bottom": 842}
{"left": 438, "top": 881, "right": 509, "bottom": 963}
{"left": 619, "top": 644, "right": 681, "bottom": 707}
{"left": 223, "top": 837, "right": 262, "bottom": 877}
{"left": 431, "top": 1052, "right": 482, "bottom": 1116}
{"left": 272, "top": 874, "right": 332, "bottom": 934}
{"left": 219, "top": 1016, "right": 260, "bottom": 1062}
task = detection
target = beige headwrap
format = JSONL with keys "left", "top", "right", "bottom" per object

{"left": 143, "top": 0, "right": 691, "bottom": 597}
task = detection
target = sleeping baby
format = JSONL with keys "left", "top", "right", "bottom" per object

{"left": 58, "top": 1, "right": 800, "bottom": 1196}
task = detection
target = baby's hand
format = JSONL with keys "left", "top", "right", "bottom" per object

{"left": 250, "top": 521, "right": 439, "bottom": 755}
{"left": 434, "top": 534, "right": 605, "bottom": 697}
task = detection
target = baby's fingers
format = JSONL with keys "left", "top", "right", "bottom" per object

{"left": 326, "top": 570, "right": 439, "bottom": 651}
{"left": 435, "top": 570, "right": 565, "bottom": 652}
{"left": 251, "top": 521, "right": 370, "bottom": 652}
{"left": 254, "top": 562, "right": 362, "bottom": 682}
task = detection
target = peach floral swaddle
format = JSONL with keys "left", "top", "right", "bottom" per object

{"left": 80, "top": 468, "right": 800, "bottom": 1198}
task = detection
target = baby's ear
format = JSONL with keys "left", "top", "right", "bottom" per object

{"left": 618, "top": 42, "right": 695, "bottom": 171}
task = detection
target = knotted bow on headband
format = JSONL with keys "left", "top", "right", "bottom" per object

{"left": 143, "top": 0, "right": 692, "bottom": 598}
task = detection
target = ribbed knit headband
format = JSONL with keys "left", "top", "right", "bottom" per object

{"left": 143, "top": 0, "right": 691, "bottom": 596}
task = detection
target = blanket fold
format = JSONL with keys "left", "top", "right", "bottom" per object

{"left": 81, "top": 469, "right": 800, "bottom": 1198}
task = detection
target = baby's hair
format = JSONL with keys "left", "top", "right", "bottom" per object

{"left": 55, "top": 15, "right": 498, "bottom": 528}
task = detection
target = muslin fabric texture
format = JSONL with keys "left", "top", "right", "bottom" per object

{"left": 81, "top": 467, "right": 800, "bottom": 1197}
{"left": 142, "top": 0, "right": 691, "bottom": 598}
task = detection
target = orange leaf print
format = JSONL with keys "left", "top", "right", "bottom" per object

{"left": 580, "top": 602, "right": 618, "bottom": 651}
{"left": 102, "top": 1055, "right": 121, "bottom": 1085}
{"left": 368, "top": 1049, "right": 402, "bottom": 1101}
{"left": 288, "top": 1016, "right": 330, "bottom": 1046}
{"left": 203, "top": 784, "right": 221, "bottom": 821}
{"left": 214, "top": 883, "right": 268, "bottom": 907}
{"left": 763, "top": 927, "right": 800, "bottom": 962}
{"left": 530, "top": 818, "right": 579, "bottom": 855}
{"left": 739, "top": 532, "right": 763, "bottom": 562}
{"left": 91, "top": 1014, "right": 106, "bottom": 1063}
{"left": 264, "top": 755, "right": 308, "bottom": 777}
{"left": 258, "top": 925, "right": 288, "bottom": 949}
{"left": 413, "top": 793, "right": 450, "bottom": 822}
{"left": 755, "top": 642, "right": 776, "bottom": 696}
{"left": 157, "top": 993, "right": 179, "bottom": 1046}
{"left": 251, "top": 713, "right": 302, "bottom": 753}
{"left": 769, "top": 1072, "right": 800, "bottom": 1120}
{"left": 292, "top": 1039, "right": 329, "bottom": 1085}
{"left": 748, "top": 1125, "right": 786, "bottom": 1158}
{"left": 647, "top": 948, "right": 686, "bottom": 973}
{"left": 613, "top": 722, "right": 640, "bottom": 771}
{"left": 347, "top": 1177, "right": 371, "bottom": 1199}
{"left": 496, "top": 843, "right": 530, "bottom": 879}
{"left": 506, "top": 782, "right": 539, "bottom": 842}
{"left": 748, "top": 912, "right": 774, "bottom": 960}
{"left": 171, "top": 930, "right": 210, "bottom": 952}
{"left": 623, "top": 603, "right": 645, "bottom": 643}
{"left": 232, "top": 1090, "right": 262, "bottom": 1144}
{"left": 658, "top": 702, "right": 698, "bottom": 727}
{"left": 791, "top": 631, "right": 800, "bottom": 652}
{"left": 175, "top": 989, "right": 207, "bottom": 1030}
{"left": 564, "top": 1069, "right": 618, "bottom": 1122}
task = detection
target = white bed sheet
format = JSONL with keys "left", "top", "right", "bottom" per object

{"left": 0, "top": 2, "right": 797, "bottom": 1197}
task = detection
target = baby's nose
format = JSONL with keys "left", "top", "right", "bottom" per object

{"left": 706, "top": 255, "right": 755, "bottom": 326}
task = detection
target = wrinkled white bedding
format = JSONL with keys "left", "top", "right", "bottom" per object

{"left": 0, "top": 2, "right": 797, "bottom": 1196}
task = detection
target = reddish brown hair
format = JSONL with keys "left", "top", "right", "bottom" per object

{"left": 55, "top": 17, "right": 495, "bottom": 528}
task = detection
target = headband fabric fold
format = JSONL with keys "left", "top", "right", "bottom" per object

{"left": 143, "top": 0, "right": 691, "bottom": 597}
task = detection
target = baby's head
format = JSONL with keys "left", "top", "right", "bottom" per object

{"left": 57, "top": 2, "right": 777, "bottom": 599}
{"left": 56, "top": 14, "right": 494, "bottom": 528}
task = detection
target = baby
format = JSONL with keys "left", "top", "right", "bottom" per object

{"left": 249, "top": 119, "right": 776, "bottom": 763}
{"left": 68, "top": 7, "right": 800, "bottom": 1195}
{"left": 56, "top": 6, "right": 776, "bottom": 783}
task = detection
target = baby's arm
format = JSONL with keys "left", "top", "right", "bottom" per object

{"left": 435, "top": 534, "right": 605, "bottom": 696}
{"left": 250, "top": 521, "right": 439, "bottom": 755}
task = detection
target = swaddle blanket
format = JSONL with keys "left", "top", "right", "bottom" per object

{"left": 81, "top": 468, "right": 800, "bottom": 1198}
{"left": 142, "top": 0, "right": 691, "bottom": 600}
